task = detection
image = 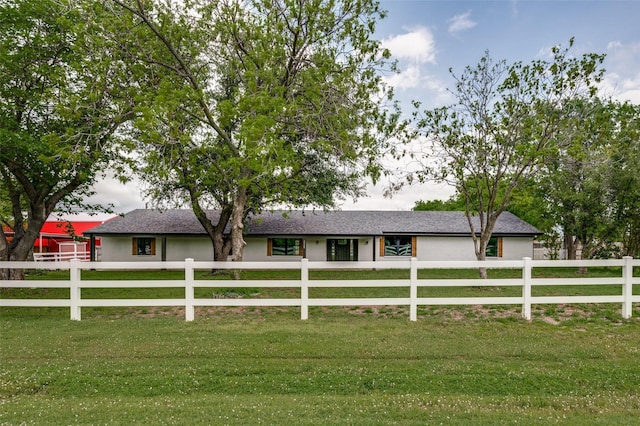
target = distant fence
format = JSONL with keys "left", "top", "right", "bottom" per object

{"left": 32, "top": 251, "right": 91, "bottom": 262}
{"left": 1, "top": 258, "right": 638, "bottom": 321}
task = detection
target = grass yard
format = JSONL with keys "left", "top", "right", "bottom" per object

{"left": 1, "top": 267, "right": 639, "bottom": 424}
{"left": 1, "top": 313, "right": 639, "bottom": 425}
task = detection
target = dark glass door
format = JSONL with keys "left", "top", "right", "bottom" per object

{"left": 327, "top": 239, "right": 358, "bottom": 261}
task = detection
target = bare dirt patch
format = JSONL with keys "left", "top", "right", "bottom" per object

{"left": 81, "top": 302, "right": 639, "bottom": 324}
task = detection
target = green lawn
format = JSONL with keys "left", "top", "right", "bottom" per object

{"left": 1, "top": 313, "right": 639, "bottom": 425}
{"left": 1, "top": 268, "right": 640, "bottom": 423}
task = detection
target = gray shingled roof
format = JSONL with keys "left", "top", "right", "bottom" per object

{"left": 85, "top": 209, "right": 541, "bottom": 237}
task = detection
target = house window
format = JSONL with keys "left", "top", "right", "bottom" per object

{"left": 486, "top": 237, "right": 503, "bottom": 258}
{"left": 132, "top": 237, "right": 156, "bottom": 256}
{"left": 268, "top": 238, "right": 303, "bottom": 256}
{"left": 380, "top": 236, "right": 416, "bottom": 257}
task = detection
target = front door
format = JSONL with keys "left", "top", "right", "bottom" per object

{"left": 327, "top": 239, "right": 358, "bottom": 261}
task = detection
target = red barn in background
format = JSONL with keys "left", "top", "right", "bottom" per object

{"left": 3, "top": 214, "right": 115, "bottom": 261}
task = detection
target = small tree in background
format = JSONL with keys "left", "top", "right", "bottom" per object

{"left": 407, "top": 39, "right": 604, "bottom": 276}
{"left": 608, "top": 102, "right": 640, "bottom": 258}
{"left": 540, "top": 99, "right": 640, "bottom": 259}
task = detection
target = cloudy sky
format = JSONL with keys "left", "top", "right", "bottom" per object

{"left": 87, "top": 0, "right": 640, "bottom": 215}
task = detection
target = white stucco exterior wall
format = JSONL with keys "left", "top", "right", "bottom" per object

{"left": 97, "top": 236, "right": 160, "bottom": 262}
{"left": 165, "top": 237, "right": 213, "bottom": 261}
{"left": 415, "top": 236, "right": 534, "bottom": 261}
{"left": 501, "top": 237, "right": 536, "bottom": 260}
{"left": 98, "top": 235, "right": 213, "bottom": 262}
{"left": 97, "top": 235, "right": 534, "bottom": 262}
{"left": 416, "top": 236, "right": 477, "bottom": 261}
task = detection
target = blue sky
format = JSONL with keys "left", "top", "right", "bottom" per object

{"left": 89, "top": 0, "right": 640, "bottom": 215}
{"left": 376, "top": 0, "right": 640, "bottom": 110}
{"left": 341, "top": 0, "right": 640, "bottom": 210}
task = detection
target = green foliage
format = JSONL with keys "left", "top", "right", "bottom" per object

{"left": 414, "top": 178, "right": 552, "bottom": 234}
{"left": 95, "top": 0, "right": 407, "bottom": 260}
{"left": 0, "top": 0, "right": 133, "bottom": 263}
{"left": 539, "top": 99, "right": 640, "bottom": 258}
{"left": 600, "top": 102, "right": 640, "bottom": 257}
{"left": 416, "top": 100, "right": 638, "bottom": 261}
{"left": 413, "top": 197, "right": 465, "bottom": 211}
{"left": 409, "top": 39, "right": 605, "bottom": 262}
{"left": 411, "top": 48, "right": 639, "bottom": 261}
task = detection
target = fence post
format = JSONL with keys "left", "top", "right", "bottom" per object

{"left": 522, "top": 257, "right": 532, "bottom": 320}
{"left": 409, "top": 257, "right": 418, "bottom": 321}
{"left": 185, "top": 258, "right": 195, "bottom": 321}
{"left": 69, "top": 259, "right": 82, "bottom": 321}
{"left": 622, "top": 256, "right": 633, "bottom": 319}
{"left": 301, "top": 258, "right": 309, "bottom": 320}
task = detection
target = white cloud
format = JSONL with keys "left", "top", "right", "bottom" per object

{"left": 447, "top": 11, "right": 477, "bottom": 35}
{"left": 341, "top": 180, "right": 454, "bottom": 211}
{"left": 86, "top": 175, "right": 146, "bottom": 214}
{"left": 421, "top": 77, "right": 454, "bottom": 105}
{"left": 380, "top": 27, "right": 447, "bottom": 95}
{"left": 383, "top": 65, "right": 452, "bottom": 105}
{"left": 606, "top": 41, "right": 640, "bottom": 75}
{"left": 381, "top": 27, "right": 437, "bottom": 64}
{"left": 607, "top": 40, "right": 622, "bottom": 50}
{"left": 601, "top": 41, "right": 640, "bottom": 103}
{"left": 384, "top": 65, "right": 421, "bottom": 89}
{"left": 601, "top": 72, "right": 640, "bottom": 104}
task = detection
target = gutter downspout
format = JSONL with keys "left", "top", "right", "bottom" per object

{"left": 373, "top": 235, "right": 376, "bottom": 261}
{"left": 89, "top": 236, "right": 96, "bottom": 262}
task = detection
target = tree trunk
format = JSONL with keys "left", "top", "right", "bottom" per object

{"left": 565, "top": 234, "right": 577, "bottom": 260}
{"left": 0, "top": 227, "right": 8, "bottom": 280}
{"left": 477, "top": 253, "right": 488, "bottom": 279}
{"left": 228, "top": 187, "right": 248, "bottom": 280}
{"left": 1, "top": 200, "right": 51, "bottom": 280}
{"left": 212, "top": 232, "right": 232, "bottom": 263}
{"left": 188, "top": 190, "right": 233, "bottom": 262}
{"left": 229, "top": 193, "right": 247, "bottom": 262}
{"left": 471, "top": 237, "right": 489, "bottom": 279}
{"left": 473, "top": 230, "right": 493, "bottom": 280}
{"left": 467, "top": 209, "right": 499, "bottom": 280}
{"left": 564, "top": 234, "right": 587, "bottom": 273}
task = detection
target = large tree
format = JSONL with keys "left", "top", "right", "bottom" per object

{"left": 540, "top": 99, "right": 640, "bottom": 259}
{"left": 408, "top": 39, "right": 605, "bottom": 275}
{"left": 540, "top": 99, "right": 613, "bottom": 259}
{"left": 101, "top": 0, "right": 403, "bottom": 262}
{"left": 608, "top": 102, "right": 640, "bottom": 258}
{"left": 0, "top": 0, "right": 132, "bottom": 276}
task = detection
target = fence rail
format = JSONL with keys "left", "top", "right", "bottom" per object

{"left": 32, "top": 251, "right": 91, "bottom": 262}
{"left": 1, "top": 257, "right": 638, "bottom": 321}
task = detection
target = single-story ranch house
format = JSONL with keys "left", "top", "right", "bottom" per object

{"left": 84, "top": 209, "right": 541, "bottom": 262}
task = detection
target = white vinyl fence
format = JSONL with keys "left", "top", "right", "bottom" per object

{"left": 1, "top": 257, "right": 638, "bottom": 321}
{"left": 32, "top": 251, "right": 91, "bottom": 262}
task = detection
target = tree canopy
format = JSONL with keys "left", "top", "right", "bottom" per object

{"left": 413, "top": 98, "right": 640, "bottom": 261}
{"left": 0, "top": 0, "right": 132, "bottom": 273}
{"left": 540, "top": 99, "right": 640, "bottom": 259}
{"left": 407, "top": 39, "right": 605, "bottom": 270}
{"left": 98, "top": 0, "right": 405, "bottom": 261}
